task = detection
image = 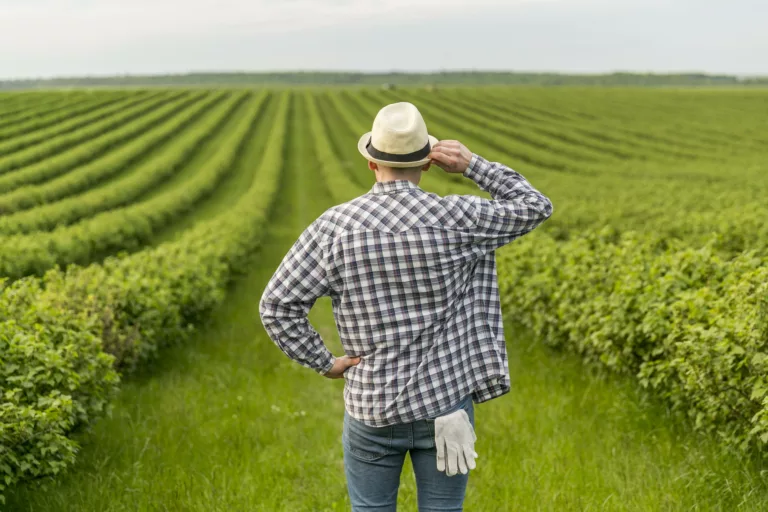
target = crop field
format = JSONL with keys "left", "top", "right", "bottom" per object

{"left": 2, "top": 86, "right": 768, "bottom": 511}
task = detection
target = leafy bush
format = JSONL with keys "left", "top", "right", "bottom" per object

{"left": 498, "top": 229, "right": 768, "bottom": 451}
{"left": 0, "top": 277, "right": 118, "bottom": 504}
{"left": 0, "top": 92, "right": 289, "bottom": 504}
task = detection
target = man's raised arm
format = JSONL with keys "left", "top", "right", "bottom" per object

{"left": 430, "top": 140, "right": 553, "bottom": 251}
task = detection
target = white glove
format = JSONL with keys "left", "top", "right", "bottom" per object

{"left": 435, "top": 409, "right": 478, "bottom": 476}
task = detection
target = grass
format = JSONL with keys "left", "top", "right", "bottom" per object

{"left": 6, "top": 98, "right": 768, "bottom": 511}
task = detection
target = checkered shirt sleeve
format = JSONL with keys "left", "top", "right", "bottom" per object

{"left": 462, "top": 153, "right": 554, "bottom": 250}
{"left": 259, "top": 217, "right": 336, "bottom": 376}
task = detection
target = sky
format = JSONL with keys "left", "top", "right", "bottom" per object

{"left": 1, "top": 0, "right": 766, "bottom": 80}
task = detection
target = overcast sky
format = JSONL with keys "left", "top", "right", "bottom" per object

{"left": 1, "top": 0, "right": 766, "bottom": 80}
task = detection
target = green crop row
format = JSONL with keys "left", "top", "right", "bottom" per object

{"left": 408, "top": 89, "right": 628, "bottom": 165}
{"left": 0, "top": 91, "right": 207, "bottom": 192}
{"left": 0, "top": 93, "right": 65, "bottom": 119}
{"left": 380, "top": 89, "right": 736, "bottom": 176}
{"left": 473, "top": 88, "right": 742, "bottom": 156}
{"left": 443, "top": 89, "right": 701, "bottom": 162}
{"left": 0, "top": 92, "right": 236, "bottom": 224}
{"left": 305, "top": 92, "right": 367, "bottom": 201}
{"left": 0, "top": 91, "right": 291, "bottom": 505}
{"left": 565, "top": 90, "right": 765, "bottom": 145}
{"left": 496, "top": 228, "right": 768, "bottom": 452}
{"left": 0, "top": 93, "right": 128, "bottom": 141}
{"left": 481, "top": 88, "right": 766, "bottom": 155}
{"left": 409, "top": 88, "right": 682, "bottom": 161}
{"left": 0, "top": 93, "right": 96, "bottom": 130}
{"left": 449, "top": 90, "right": 639, "bottom": 159}
{"left": 0, "top": 91, "right": 262, "bottom": 279}
{"left": 0, "top": 90, "right": 167, "bottom": 162}
{"left": 313, "top": 94, "right": 373, "bottom": 190}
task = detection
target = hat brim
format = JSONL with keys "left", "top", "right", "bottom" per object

{"left": 357, "top": 133, "right": 439, "bottom": 168}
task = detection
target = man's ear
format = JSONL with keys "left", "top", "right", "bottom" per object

{"left": 422, "top": 162, "right": 431, "bottom": 172}
{"left": 368, "top": 161, "right": 378, "bottom": 172}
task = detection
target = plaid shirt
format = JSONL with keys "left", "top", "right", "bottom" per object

{"left": 259, "top": 154, "right": 553, "bottom": 427}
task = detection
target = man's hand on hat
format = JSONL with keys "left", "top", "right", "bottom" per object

{"left": 429, "top": 140, "right": 472, "bottom": 174}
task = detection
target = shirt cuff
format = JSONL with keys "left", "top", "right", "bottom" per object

{"left": 462, "top": 153, "right": 494, "bottom": 190}
{"left": 471, "top": 376, "right": 509, "bottom": 403}
{"left": 316, "top": 354, "right": 336, "bottom": 376}
{"left": 462, "top": 153, "right": 480, "bottom": 177}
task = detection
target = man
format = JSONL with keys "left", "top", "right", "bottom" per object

{"left": 259, "top": 101, "right": 553, "bottom": 511}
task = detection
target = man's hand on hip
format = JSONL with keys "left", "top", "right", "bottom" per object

{"left": 324, "top": 355, "right": 361, "bottom": 379}
{"left": 429, "top": 140, "right": 473, "bottom": 174}
{"left": 435, "top": 409, "right": 478, "bottom": 476}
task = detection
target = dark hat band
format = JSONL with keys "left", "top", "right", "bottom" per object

{"left": 366, "top": 138, "right": 431, "bottom": 163}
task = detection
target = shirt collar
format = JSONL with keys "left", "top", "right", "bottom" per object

{"left": 370, "top": 180, "right": 420, "bottom": 195}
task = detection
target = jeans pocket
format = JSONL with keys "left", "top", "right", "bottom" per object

{"left": 343, "top": 413, "right": 394, "bottom": 462}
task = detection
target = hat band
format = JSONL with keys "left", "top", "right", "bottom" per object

{"left": 366, "top": 138, "right": 431, "bottom": 163}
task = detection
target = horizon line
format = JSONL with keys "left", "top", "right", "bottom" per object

{"left": 2, "top": 69, "right": 767, "bottom": 83}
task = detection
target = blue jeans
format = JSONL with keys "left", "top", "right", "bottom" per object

{"left": 342, "top": 395, "right": 475, "bottom": 512}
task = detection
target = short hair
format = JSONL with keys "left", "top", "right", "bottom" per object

{"left": 386, "top": 164, "right": 426, "bottom": 173}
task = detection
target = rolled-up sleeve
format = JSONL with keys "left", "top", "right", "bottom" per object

{"left": 259, "top": 218, "right": 335, "bottom": 375}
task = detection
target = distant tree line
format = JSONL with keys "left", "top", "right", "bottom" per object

{"left": 1, "top": 71, "right": 767, "bottom": 90}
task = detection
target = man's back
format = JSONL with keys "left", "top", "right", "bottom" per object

{"left": 261, "top": 103, "right": 552, "bottom": 507}
{"left": 260, "top": 154, "right": 553, "bottom": 427}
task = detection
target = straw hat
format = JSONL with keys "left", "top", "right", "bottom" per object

{"left": 357, "top": 102, "right": 439, "bottom": 168}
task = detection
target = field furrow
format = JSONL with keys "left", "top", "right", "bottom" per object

{"left": 408, "top": 89, "right": 624, "bottom": 164}
{"left": 483, "top": 89, "right": 712, "bottom": 140}
{"left": 0, "top": 92, "right": 263, "bottom": 278}
{"left": 0, "top": 91, "right": 189, "bottom": 174}
{"left": 0, "top": 91, "right": 209, "bottom": 192}
{"left": 305, "top": 92, "right": 367, "bottom": 200}
{"left": 0, "top": 93, "right": 85, "bottom": 122}
{"left": 0, "top": 92, "right": 249, "bottom": 234}
{"left": 466, "top": 89, "right": 721, "bottom": 161}
{"left": 0, "top": 92, "right": 128, "bottom": 140}
{"left": 536, "top": 89, "right": 768, "bottom": 151}
{"left": 312, "top": 93, "right": 374, "bottom": 191}
{"left": 0, "top": 90, "right": 163, "bottom": 158}
{"left": 133, "top": 92, "right": 255, "bottom": 205}
{"left": 0, "top": 93, "right": 99, "bottom": 128}
{"left": 443, "top": 90, "right": 659, "bottom": 161}
{"left": 148, "top": 91, "right": 278, "bottom": 244}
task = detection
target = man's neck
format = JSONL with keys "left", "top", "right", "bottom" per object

{"left": 376, "top": 172, "right": 420, "bottom": 185}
